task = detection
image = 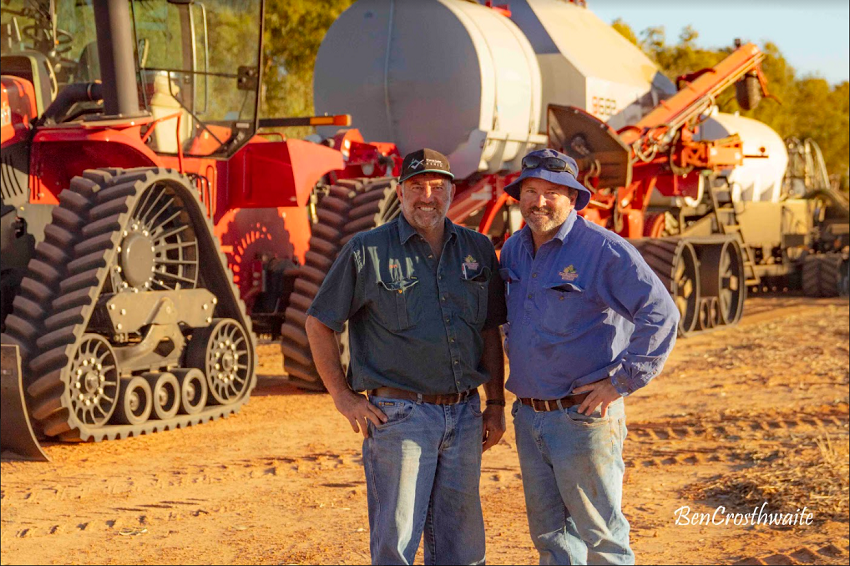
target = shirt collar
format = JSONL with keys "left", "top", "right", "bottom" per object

{"left": 519, "top": 209, "right": 579, "bottom": 255}
{"left": 397, "top": 213, "right": 457, "bottom": 245}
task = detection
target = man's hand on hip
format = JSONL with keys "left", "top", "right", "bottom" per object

{"left": 332, "top": 390, "right": 387, "bottom": 439}
{"left": 481, "top": 405, "right": 506, "bottom": 452}
{"left": 573, "top": 379, "right": 622, "bottom": 417}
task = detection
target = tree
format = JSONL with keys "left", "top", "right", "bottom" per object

{"left": 611, "top": 18, "right": 638, "bottom": 46}
{"left": 261, "top": 0, "right": 355, "bottom": 137}
{"left": 611, "top": 20, "right": 849, "bottom": 189}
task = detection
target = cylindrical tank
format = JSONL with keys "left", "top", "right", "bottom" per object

{"left": 314, "top": 0, "right": 546, "bottom": 180}
{"left": 697, "top": 111, "right": 789, "bottom": 202}
{"left": 507, "top": 0, "right": 678, "bottom": 130}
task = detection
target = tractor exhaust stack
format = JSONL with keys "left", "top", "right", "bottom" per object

{"left": 93, "top": 0, "right": 144, "bottom": 118}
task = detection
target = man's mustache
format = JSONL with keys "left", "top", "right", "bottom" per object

{"left": 528, "top": 207, "right": 552, "bottom": 215}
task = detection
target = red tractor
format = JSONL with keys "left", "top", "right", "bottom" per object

{"left": 0, "top": 0, "right": 400, "bottom": 459}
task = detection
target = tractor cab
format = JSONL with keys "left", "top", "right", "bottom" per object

{"left": 1, "top": 0, "right": 264, "bottom": 157}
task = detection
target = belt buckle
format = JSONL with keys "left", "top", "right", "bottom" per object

{"left": 531, "top": 399, "right": 545, "bottom": 413}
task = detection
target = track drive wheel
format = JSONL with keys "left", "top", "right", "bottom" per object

{"left": 280, "top": 178, "right": 399, "bottom": 390}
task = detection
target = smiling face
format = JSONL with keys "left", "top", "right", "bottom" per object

{"left": 519, "top": 177, "right": 577, "bottom": 239}
{"left": 397, "top": 172, "right": 456, "bottom": 233}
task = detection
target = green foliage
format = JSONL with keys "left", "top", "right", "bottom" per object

{"left": 261, "top": 0, "right": 354, "bottom": 137}
{"left": 611, "top": 19, "right": 849, "bottom": 187}
{"left": 611, "top": 18, "right": 638, "bottom": 46}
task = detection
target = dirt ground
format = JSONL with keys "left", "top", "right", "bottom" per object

{"left": 2, "top": 296, "right": 848, "bottom": 565}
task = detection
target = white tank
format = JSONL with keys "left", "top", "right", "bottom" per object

{"left": 313, "top": 0, "right": 546, "bottom": 180}
{"left": 507, "top": 0, "right": 677, "bottom": 130}
{"left": 696, "top": 111, "right": 789, "bottom": 202}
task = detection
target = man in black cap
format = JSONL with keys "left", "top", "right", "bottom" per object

{"left": 305, "top": 148, "right": 507, "bottom": 565}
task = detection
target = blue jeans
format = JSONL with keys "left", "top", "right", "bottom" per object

{"left": 512, "top": 398, "right": 633, "bottom": 565}
{"left": 363, "top": 394, "right": 485, "bottom": 565}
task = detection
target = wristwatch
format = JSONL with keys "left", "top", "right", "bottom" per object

{"left": 486, "top": 398, "right": 506, "bottom": 407}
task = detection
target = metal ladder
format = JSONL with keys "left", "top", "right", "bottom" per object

{"left": 709, "top": 183, "right": 761, "bottom": 286}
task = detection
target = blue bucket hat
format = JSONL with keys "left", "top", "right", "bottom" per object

{"left": 504, "top": 149, "right": 592, "bottom": 211}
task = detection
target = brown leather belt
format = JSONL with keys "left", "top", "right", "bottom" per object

{"left": 519, "top": 393, "right": 589, "bottom": 412}
{"left": 368, "top": 386, "right": 478, "bottom": 405}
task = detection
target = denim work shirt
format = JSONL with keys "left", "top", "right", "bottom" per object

{"left": 500, "top": 209, "right": 679, "bottom": 399}
{"left": 307, "top": 214, "right": 506, "bottom": 395}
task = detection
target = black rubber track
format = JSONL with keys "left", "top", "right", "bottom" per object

{"left": 802, "top": 253, "right": 844, "bottom": 298}
{"left": 632, "top": 237, "right": 701, "bottom": 337}
{"left": 1, "top": 168, "right": 256, "bottom": 442}
{"left": 280, "top": 177, "right": 399, "bottom": 390}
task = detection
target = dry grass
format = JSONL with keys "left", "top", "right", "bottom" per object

{"left": 686, "top": 430, "right": 850, "bottom": 526}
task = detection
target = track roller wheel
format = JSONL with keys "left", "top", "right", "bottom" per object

{"left": 281, "top": 177, "right": 399, "bottom": 390}
{"left": 113, "top": 376, "right": 153, "bottom": 425}
{"left": 186, "top": 319, "right": 252, "bottom": 404}
{"left": 67, "top": 334, "right": 121, "bottom": 428}
{"left": 143, "top": 372, "right": 180, "bottom": 420}
{"left": 697, "top": 297, "right": 721, "bottom": 331}
{"left": 173, "top": 368, "right": 207, "bottom": 414}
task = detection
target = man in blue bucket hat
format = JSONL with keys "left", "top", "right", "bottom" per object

{"left": 500, "top": 148, "right": 679, "bottom": 565}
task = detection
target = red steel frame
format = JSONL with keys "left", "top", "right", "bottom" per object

{"left": 22, "top": 111, "right": 399, "bottom": 312}
{"left": 454, "top": 42, "right": 771, "bottom": 242}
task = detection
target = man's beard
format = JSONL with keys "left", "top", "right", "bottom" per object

{"left": 405, "top": 202, "right": 449, "bottom": 231}
{"left": 523, "top": 205, "right": 569, "bottom": 235}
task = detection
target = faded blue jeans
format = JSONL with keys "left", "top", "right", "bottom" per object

{"left": 363, "top": 393, "right": 485, "bottom": 565}
{"left": 512, "top": 397, "right": 634, "bottom": 565}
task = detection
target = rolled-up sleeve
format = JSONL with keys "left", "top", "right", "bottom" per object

{"left": 596, "top": 241, "right": 680, "bottom": 396}
{"left": 306, "top": 237, "right": 366, "bottom": 333}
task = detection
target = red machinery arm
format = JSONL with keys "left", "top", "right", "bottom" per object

{"left": 619, "top": 42, "right": 767, "bottom": 153}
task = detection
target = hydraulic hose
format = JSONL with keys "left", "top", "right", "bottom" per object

{"left": 40, "top": 82, "right": 103, "bottom": 126}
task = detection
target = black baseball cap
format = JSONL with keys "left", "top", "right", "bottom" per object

{"left": 399, "top": 148, "right": 455, "bottom": 183}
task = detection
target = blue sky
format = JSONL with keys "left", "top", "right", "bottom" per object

{"left": 589, "top": 0, "right": 849, "bottom": 84}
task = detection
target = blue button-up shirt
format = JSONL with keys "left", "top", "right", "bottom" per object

{"left": 499, "top": 209, "right": 679, "bottom": 399}
{"left": 307, "top": 214, "right": 506, "bottom": 395}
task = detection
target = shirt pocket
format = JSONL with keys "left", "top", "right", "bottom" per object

{"left": 499, "top": 267, "right": 523, "bottom": 324}
{"left": 540, "top": 280, "right": 584, "bottom": 336}
{"left": 375, "top": 277, "right": 419, "bottom": 331}
{"left": 459, "top": 266, "right": 490, "bottom": 326}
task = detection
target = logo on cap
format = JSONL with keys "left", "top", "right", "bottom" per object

{"left": 410, "top": 158, "right": 425, "bottom": 170}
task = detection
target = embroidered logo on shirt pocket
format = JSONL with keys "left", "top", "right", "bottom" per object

{"left": 376, "top": 278, "right": 419, "bottom": 331}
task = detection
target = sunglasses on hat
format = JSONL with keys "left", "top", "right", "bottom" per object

{"left": 521, "top": 154, "right": 577, "bottom": 177}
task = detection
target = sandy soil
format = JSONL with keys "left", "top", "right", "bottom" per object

{"left": 2, "top": 297, "right": 848, "bottom": 565}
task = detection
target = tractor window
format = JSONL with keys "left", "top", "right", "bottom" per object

{"left": 1, "top": 0, "right": 99, "bottom": 88}
{"left": 132, "top": 0, "right": 262, "bottom": 158}
{"left": 1, "top": 0, "right": 262, "bottom": 157}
